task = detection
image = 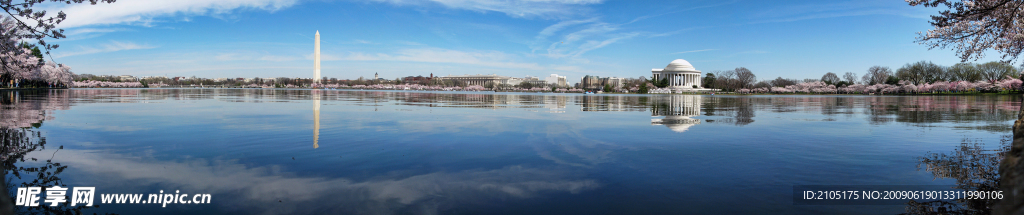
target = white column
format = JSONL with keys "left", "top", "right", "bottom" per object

{"left": 696, "top": 74, "right": 701, "bottom": 88}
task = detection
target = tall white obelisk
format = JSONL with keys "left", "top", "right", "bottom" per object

{"left": 314, "top": 31, "right": 321, "bottom": 83}
{"left": 313, "top": 31, "right": 321, "bottom": 148}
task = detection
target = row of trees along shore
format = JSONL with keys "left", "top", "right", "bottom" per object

{"left": 693, "top": 61, "right": 1024, "bottom": 94}
{"left": 44, "top": 60, "right": 1024, "bottom": 95}
{"left": 69, "top": 75, "right": 597, "bottom": 92}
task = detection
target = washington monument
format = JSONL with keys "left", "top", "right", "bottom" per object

{"left": 314, "top": 30, "right": 321, "bottom": 83}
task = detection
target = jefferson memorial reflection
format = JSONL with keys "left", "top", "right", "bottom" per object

{"left": 650, "top": 95, "right": 701, "bottom": 133}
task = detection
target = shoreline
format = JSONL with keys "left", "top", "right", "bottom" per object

{"left": 12, "top": 87, "right": 1023, "bottom": 96}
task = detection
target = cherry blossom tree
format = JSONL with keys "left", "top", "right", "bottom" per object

{"left": 907, "top": 0, "right": 1024, "bottom": 65}
{"left": 0, "top": 0, "right": 115, "bottom": 87}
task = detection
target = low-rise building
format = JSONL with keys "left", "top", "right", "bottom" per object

{"left": 581, "top": 75, "right": 602, "bottom": 90}
{"left": 118, "top": 75, "right": 137, "bottom": 82}
{"left": 604, "top": 77, "right": 623, "bottom": 89}
{"left": 545, "top": 74, "right": 568, "bottom": 87}
{"left": 435, "top": 74, "right": 511, "bottom": 86}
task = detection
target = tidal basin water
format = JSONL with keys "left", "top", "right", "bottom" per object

{"left": 2, "top": 89, "right": 1019, "bottom": 214}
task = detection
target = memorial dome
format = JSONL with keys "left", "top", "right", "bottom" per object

{"left": 664, "top": 59, "right": 697, "bottom": 72}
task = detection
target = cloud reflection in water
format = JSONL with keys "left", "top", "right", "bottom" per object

{"left": 45, "top": 150, "right": 598, "bottom": 214}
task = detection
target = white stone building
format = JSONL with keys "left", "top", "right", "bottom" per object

{"left": 652, "top": 59, "right": 702, "bottom": 89}
{"left": 545, "top": 74, "right": 567, "bottom": 87}
{"left": 436, "top": 74, "right": 511, "bottom": 86}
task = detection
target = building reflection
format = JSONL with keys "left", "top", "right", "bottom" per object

{"left": 650, "top": 95, "right": 701, "bottom": 132}
{"left": 59, "top": 89, "right": 1023, "bottom": 132}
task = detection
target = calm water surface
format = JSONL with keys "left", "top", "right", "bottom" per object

{"left": 1, "top": 89, "right": 1018, "bottom": 214}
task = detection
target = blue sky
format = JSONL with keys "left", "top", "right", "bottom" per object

{"left": 43, "top": 0, "right": 1008, "bottom": 83}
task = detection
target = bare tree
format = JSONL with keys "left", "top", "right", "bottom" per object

{"left": 734, "top": 67, "right": 756, "bottom": 88}
{"left": 843, "top": 72, "right": 857, "bottom": 84}
{"left": 907, "top": 0, "right": 1024, "bottom": 65}
{"left": 863, "top": 66, "right": 892, "bottom": 85}
{"left": 896, "top": 61, "right": 944, "bottom": 85}
{"left": 713, "top": 70, "right": 736, "bottom": 90}
{"left": 753, "top": 80, "right": 770, "bottom": 88}
{"left": 947, "top": 62, "right": 982, "bottom": 82}
{"left": 821, "top": 72, "right": 840, "bottom": 84}
{"left": 770, "top": 77, "right": 796, "bottom": 87}
{"left": 977, "top": 61, "right": 1017, "bottom": 82}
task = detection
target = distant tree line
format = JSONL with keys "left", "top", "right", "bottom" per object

{"left": 734, "top": 60, "right": 1023, "bottom": 94}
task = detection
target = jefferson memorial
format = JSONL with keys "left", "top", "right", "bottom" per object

{"left": 651, "top": 59, "right": 704, "bottom": 91}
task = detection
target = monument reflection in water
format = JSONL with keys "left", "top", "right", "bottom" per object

{"left": 0, "top": 89, "right": 1021, "bottom": 214}
{"left": 313, "top": 89, "right": 320, "bottom": 149}
{"left": 650, "top": 95, "right": 701, "bottom": 132}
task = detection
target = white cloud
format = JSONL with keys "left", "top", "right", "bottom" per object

{"left": 525, "top": 1, "right": 735, "bottom": 60}
{"left": 317, "top": 48, "right": 547, "bottom": 70}
{"left": 570, "top": 32, "right": 638, "bottom": 58}
{"left": 626, "top": 0, "right": 738, "bottom": 25}
{"left": 45, "top": 150, "right": 599, "bottom": 214}
{"left": 216, "top": 52, "right": 299, "bottom": 61}
{"left": 532, "top": 20, "right": 639, "bottom": 59}
{"left": 725, "top": 50, "right": 768, "bottom": 57}
{"left": 53, "top": 41, "right": 156, "bottom": 58}
{"left": 366, "top": 0, "right": 602, "bottom": 18}
{"left": 395, "top": 40, "right": 426, "bottom": 46}
{"left": 49, "top": 0, "right": 299, "bottom": 28}
{"left": 535, "top": 18, "right": 598, "bottom": 41}
{"left": 65, "top": 27, "right": 126, "bottom": 36}
{"left": 59, "top": 28, "right": 128, "bottom": 41}
{"left": 673, "top": 49, "right": 717, "bottom": 54}
{"left": 750, "top": 1, "right": 931, "bottom": 24}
